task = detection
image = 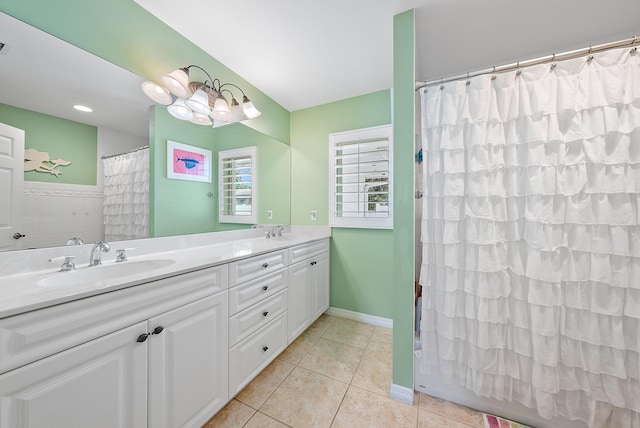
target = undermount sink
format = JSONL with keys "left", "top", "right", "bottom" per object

{"left": 38, "top": 259, "right": 176, "bottom": 287}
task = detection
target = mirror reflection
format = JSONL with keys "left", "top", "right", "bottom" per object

{"left": 0, "top": 12, "right": 290, "bottom": 251}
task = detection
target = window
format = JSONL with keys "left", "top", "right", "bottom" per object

{"left": 329, "top": 124, "right": 393, "bottom": 229}
{"left": 218, "top": 146, "right": 257, "bottom": 224}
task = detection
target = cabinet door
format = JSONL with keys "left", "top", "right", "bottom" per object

{"left": 0, "top": 322, "right": 147, "bottom": 428}
{"left": 148, "top": 292, "right": 228, "bottom": 428}
{"left": 310, "top": 252, "right": 330, "bottom": 320}
{"left": 288, "top": 260, "right": 312, "bottom": 342}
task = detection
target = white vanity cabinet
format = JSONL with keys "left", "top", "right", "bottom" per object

{"left": 227, "top": 251, "right": 290, "bottom": 396}
{"left": 0, "top": 234, "right": 331, "bottom": 427}
{"left": 287, "top": 240, "right": 330, "bottom": 341}
{"left": 0, "top": 322, "right": 148, "bottom": 428}
{"left": 148, "top": 292, "right": 228, "bottom": 428}
{"left": 0, "top": 265, "right": 229, "bottom": 428}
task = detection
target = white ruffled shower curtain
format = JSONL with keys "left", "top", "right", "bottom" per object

{"left": 419, "top": 45, "right": 640, "bottom": 427}
{"left": 102, "top": 148, "right": 149, "bottom": 241}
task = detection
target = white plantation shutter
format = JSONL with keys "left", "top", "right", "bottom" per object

{"left": 218, "top": 146, "right": 257, "bottom": 224}
{"left": 329, "top": 125, "right": 393, "bottom": 229}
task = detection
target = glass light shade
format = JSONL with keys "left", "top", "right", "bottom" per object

{"left": 212, "top": 118, "right": 232, "bottom": 128}
{"left": 190, "top": 112, "right": 212, "bottom": 126}
{"left": 167, "top": 98, "right": 193, "bottom": 121}
{"left": 161, "top": 67, "right": 190, "bottom": 98}
{"left": 211, "top": 97, "right": 231, "bottom": 120}
{"left": 141, "top": 81, "right": 172, "bottom": 105}
{"left": 230, "top": 98, "right": 248, "bottom": 121}
{"left": 242, "top": 95, "right": 261, "bottom": 119}
{"left": 185, "top": 89, "right": 212, "bottom": 115}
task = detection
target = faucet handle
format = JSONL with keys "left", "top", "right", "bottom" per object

{"left": 116, "top": 248, "right": 135, "bottom": 262}
{"left": 49, "top": 256, "right": 75, "bottom": 272}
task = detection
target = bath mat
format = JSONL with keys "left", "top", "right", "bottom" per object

{"left": 483, "top": 413, "right": 533, "bottom": 428}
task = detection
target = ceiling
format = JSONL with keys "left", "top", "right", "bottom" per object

{"left": 0, "top": 12, "right": 151, "bottom": 139}
{"left": 134, "top": 0, "right": 640, "bottom": 112}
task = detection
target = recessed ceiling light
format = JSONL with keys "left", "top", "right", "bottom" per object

{"left": 73, "top": 104, "right": 93, "bottom": 112}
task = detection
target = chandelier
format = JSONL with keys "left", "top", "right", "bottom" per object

{"left": 141, "top": 65, "right": 261, "bottom": 127}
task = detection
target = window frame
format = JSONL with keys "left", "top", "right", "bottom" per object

{"left": 329, "top": 124, "right": 393, "bottom": 229}
{"left": 218, "top": 146, "right": 258, "bottom": 224}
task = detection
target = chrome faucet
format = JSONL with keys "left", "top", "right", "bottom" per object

{"left": 89, "top": 241, "right": 110, "bottom": 266}
{"left": 264, "top": 225, "right": 284, "bottom": 238}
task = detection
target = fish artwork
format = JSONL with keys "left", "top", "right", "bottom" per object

{"left": 24, "top": 148, "right": 72, "bottom": 176}
{"left": 176, "top": 154, "right": 200, "bottom": 169}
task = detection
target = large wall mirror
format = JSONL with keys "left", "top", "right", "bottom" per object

{"left": 0, "top": 12, "right": 290, "bottom": 251}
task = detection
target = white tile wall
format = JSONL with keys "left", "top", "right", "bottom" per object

{"left": 21, "top": 183, "right": 104, "bottom": 250}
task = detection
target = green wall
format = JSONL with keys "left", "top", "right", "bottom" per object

{"left": 392, "top": 9, "right": 416, "bottom": 390}
{"left": 0, "top": 103, "right": 97, "bottom": 185}
{"left": 290, "top": 90, "right": 394, "bottom": 319}
{"left": 149, "top": 108, "right": 292, "bottom": 237}
{"left": 149, "top": 107, "right": 217, "bottom": 237}
{"left": 216, "top": 123, "right": 291, "bottom": 229}
{"left": 0, "top": 0, "right": 290, "bottom": 145}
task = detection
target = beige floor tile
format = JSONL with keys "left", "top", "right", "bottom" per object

{"left": 305, "top": 314, "right": 337, "bottom": 336}
{"left": 202, "top": 400, "right": 255, "bottom": 428}
{"left": 418, "top": 409, "right": 474, "bottom": 428}
{"left": 332, "top": 386, "right": 418, "bottom": 428}
{"left": 277, "top": 329, "right": 321, "bottom": 365}
{"left": 259, "top": 366, "right": 348, "bottom": 427}
{"left": 298, "top": 337, "right": 366, "bottom": 383}
{"left": 351, "top": 348, "right": 392, "bottom": 396}
{"left": 368, "top": 326, "right": 393, "bottom": 352}
{"left": 322, "top": 318, "right": 375, "bottom": 348}
{"left": 244, "top": 411, "right": 290, "bottom": 428}
{"left": 236, "top": 359, "right": 295, "bottom": 409}
{"left": 418, "top": 393, "right": 484, "bottom": 427}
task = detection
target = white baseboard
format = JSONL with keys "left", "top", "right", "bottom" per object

{"left": 390, "top": 384, "right": 414, "bottom": 404}
{"left": 325, "top": 307, "right": 393, "bottom": 328}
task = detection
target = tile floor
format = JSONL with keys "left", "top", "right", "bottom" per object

{"left": 203, "top": 315, "right": 486, "bottom": 428}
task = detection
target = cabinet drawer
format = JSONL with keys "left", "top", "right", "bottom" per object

{"left": 229, "top": 290, "right": 287, "bottom": 347}
{"left": 229, "top": 250, "right": 287, "bottom": 287}
{"left": 229, "top": 313, "right": 288, "bottom": 396}
{"left": 289, "top": 239, "right": 329, "bottom": 264}
{"left": 0, "top": 265, "right": 228, "bottom": 375}
{"left": 228, "top": 269, "right": 288, "bottom": 316}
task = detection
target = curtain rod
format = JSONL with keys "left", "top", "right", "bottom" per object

{"left": 101, "top": 145, "right": 149, "bottom": 160}
{"left": 416, "top": 35, "right": 639, "bottom": 91}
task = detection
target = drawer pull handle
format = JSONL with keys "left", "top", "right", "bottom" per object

{"left": 136, "top": 333, "right": 150, "bottom": 343}
{"left": 262, "top": 346, "right": 269, "bottom": 352}
{"left": 262, "top": 286, "right": 269, "bottom": 291}
{"left": 262, "top": 263, "right": 269, "bottom": 268}
{"left": 263, "top": 311, "right": 269, "bottom": 317}
{"left": 152, "top": 326, "right": 164, "bottom": 335}
{"left": 310, "top": 261, "right": 317, "bottom": 266}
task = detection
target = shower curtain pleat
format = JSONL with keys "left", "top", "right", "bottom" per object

{"left": 102, "top": 148, "right": 149, "bottom": 241}
{"left": 419, "top": 45, "right": 640, "bottom": 428}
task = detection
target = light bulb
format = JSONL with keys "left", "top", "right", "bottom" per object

{"left": 141, "top": 81, "right": 172, "bottom": 105}
{"left": 242, "top": 95, "right": 261, "bottom": 119}
{"left": 161, "top": 67, "right": 190, "bottom": 98}
{"left": 167, "top": 98, "right": 193, "bottom": 121}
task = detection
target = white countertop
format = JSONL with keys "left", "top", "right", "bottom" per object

{"left": 0, "top": 227, "right": 330, "bottom": 319}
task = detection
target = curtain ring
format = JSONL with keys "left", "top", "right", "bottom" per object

{"left": 466, "top": 72, "right": 471, "bottom": 86}
{"left": 491, "top": 66, "right": 497, "bottom": 80}
{"left": 440, "top": 77, "right": 444, "bottom": 90}
{"left": 587, "top": 46, "right": 594, "bottom": 62}
{"left": 515, "top": 62, "right": 522, "bottom": 76}
{"left": 550, "top": 54, "right": 557, "bottom": 71}
{"left": 632, "top": 36, "right": 638, "bottom": 54}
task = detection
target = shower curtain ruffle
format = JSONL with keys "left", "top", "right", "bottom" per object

{"left": 420, "top": 46, "right": 640, "bottom": 427}
{"left": 102, "top": 148, "right": 149, "bottom": 241}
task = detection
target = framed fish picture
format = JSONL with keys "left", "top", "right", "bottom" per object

{"left": 167, "top": 140, "right": 212, "bottom": 182}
